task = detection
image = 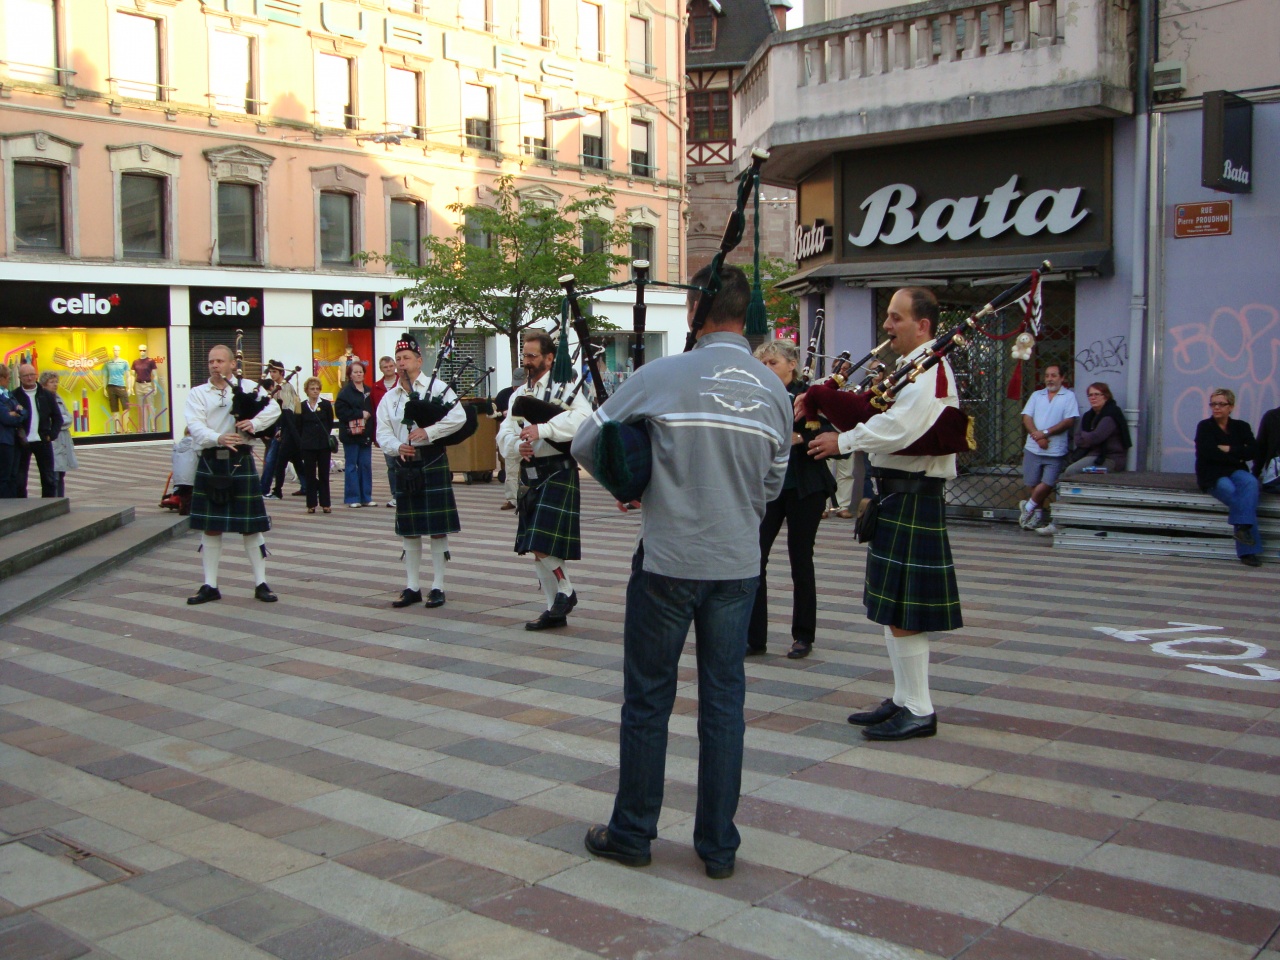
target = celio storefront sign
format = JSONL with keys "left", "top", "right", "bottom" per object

{"left": 312, "top": 290, "right": 404, "bottom": 327}
{"left": 838, "top": 121, "right": 1110, "bottom": 261}
{"left": 189, "top": 288, "right": 265, "bottom": 327}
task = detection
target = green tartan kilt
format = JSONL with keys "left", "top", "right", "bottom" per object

{"left": 190, "top": 448, "right": 272, "bottom": 535}
{"left": 863, "top": 492, "right": 962, "bottom": 633}
{"left": 515, "top": 463, "right": 581, "bottom": 560}
{"left": 394, "top": 452, "right": 460, "bottom": 538}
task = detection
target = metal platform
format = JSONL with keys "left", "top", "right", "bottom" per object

{"left": 1053, "top": 527, "right": 1249, "bottom": 560}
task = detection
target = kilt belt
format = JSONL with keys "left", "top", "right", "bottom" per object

{"left": 874, "top": 475, "right": 945, "bottom": 497}
{"left": 519, "top": 454, "right": 576, "bottom": 482}
{"left": 515, "top": 455, "right": 581, "bottom": 561}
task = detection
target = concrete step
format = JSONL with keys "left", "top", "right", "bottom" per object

{"left": 1053, "top": 527, "right": 1274, "bottom": 562}
{"left": 1055, "top": 503, "right": 1280, "bottom": 538}
{"left": 0, "top": 513, "right": 190, "bottom": 623}
{"left": 0, "top": 508, "right": 134, "bottom": 583}
{"left": 0, "top": 498, "right": 71, "bottom": 539}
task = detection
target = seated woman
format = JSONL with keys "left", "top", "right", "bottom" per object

{"left": 1064, "top": 381, "right": 1131, "bottom": 475}
{"left": 1195, "top": 388, "right": 1263, "bottom": 567}
{"left": 747, "top": 339, "right": 838, "bottom": 660}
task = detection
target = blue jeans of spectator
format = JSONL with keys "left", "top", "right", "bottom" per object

{"left": 1210, "top": 470, "right": 1263, "bottom": 558}
{"left": 261, "top": 438, "right": 279, "bottom": 496}
{"left": 607, "top": 545, "right": 757, "bottom": 869}
{"left": 383, "top": 451, "right": 400, "bottom": 499}
{"left": 343, "top": 443, "right": 373, "bottom": 504}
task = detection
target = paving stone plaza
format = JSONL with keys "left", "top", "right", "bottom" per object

{"left": 2, "top": 444, "right": 1279, "bottom": 960}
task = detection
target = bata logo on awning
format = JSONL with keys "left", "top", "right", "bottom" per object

{"left": 51, "top": 292, "right": 120, "bottom": 315}
{"left": 321, "top": 299, "right": 374, "bottom": 318}
{"left": 848, "top": 175, "right": 1089, "bottom": 247}
{"left": 793, "top": 221, "right": 832, "bottom": 260}
{"left": 199, "top": 295, "right": 259, "bottom": 316}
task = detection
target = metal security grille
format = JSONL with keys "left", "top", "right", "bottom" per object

{"left": 874, "top": 282, "right": 1075, "bottom": 518}
{"left": 189, "top": 328, "right": 263, "bottom": 388}
{"left": 418, "top": 330, "right": 488, "bottom": 397}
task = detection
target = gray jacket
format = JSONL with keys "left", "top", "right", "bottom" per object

{"left": 573, "top": 331, "right": 790, "bottom": 580}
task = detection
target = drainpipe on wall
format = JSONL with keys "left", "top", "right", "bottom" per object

{"left": 1126, "top": 0, "right": 1154, "bottom": 470}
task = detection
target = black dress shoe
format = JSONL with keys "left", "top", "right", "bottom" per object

{"left": 847, "top": 698, "right": 901, "bottom": 726}
{"left": 392, "top": 588, "right": 422, "bottom": 608}
{"left": 254, "top": 583, "right": 278, "bottom": 603}
{"left": 547, "top": 590, "right": 578, "bottom": 619}
{"left": 787, "top": 640, "right": 813, "bottom": 660}
{"left": 291, "top": 489, "right": 306, "bottom": 496}
{"left": 584, "top": 824, "right": 650, "bottom": 867}
{"left": 1234, "top": 525, "right": 1256, "bottom": 546}
{"left": 424, "top": 588, "right": 446, "bottom": 608}
{"left": 525, "top": 611, "right": 568, "bottom": 631}
{"left": 862, "top": 709, "right": 937, "bottom": 741}
{"left": 704, "top": 860, "right": 735, "bottom": 880}
{"left": 1241, "top": 554, "right": 1262, "bottom": 567}
{"left": 186, "top": 584, "right": 221, "bottom": 605}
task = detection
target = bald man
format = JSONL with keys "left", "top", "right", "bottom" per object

{"left": 12, "top": 363, "right": 62, "bottom": 498}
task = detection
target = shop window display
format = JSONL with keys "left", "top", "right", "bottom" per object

{"left": 1, "top": 328, "right": 171, "bottom": 438}
{"left": 312, "top": 328, "right": 373, "bottom": 396}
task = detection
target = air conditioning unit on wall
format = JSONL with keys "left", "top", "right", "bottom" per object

{"left": 1152, "top": 60, "right": 1187, "bottom": 95}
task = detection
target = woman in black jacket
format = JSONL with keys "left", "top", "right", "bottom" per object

{"left": 335, "top": 361, "right": 375, "bottom": 507}
{"left": 748, "top": 340, "right": 840, "bottom": 659}
{"left": 1195, "top": 388, "right": 1263, "bottom": 566}
{"left": 297, "top": 377, "right": 336, "bottom": 514}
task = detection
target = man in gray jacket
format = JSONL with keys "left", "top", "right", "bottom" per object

{"left": 573, "top": 265, "right": 791, "bottom": 880}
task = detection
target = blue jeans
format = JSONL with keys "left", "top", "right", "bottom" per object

{"left": 1210, "top": 470, "right": 1263, "bottom": 558}
{"left": 608, "top": 546, "right": 757, "bottom": 869}
{"left": 343, "top": 443, "right": 373, "bottom": 504}
{"left": 261, "top": 438, "right": 279, "bottom": 496}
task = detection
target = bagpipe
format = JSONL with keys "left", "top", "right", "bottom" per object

{"left": 229, "top": 329, "right": 274, "bottom": 439}
{"left": 799, "top": 262, "right": 1050, "bottom": 458}
{"left": 399, "top": 320, "right": 481, "bottom": 448}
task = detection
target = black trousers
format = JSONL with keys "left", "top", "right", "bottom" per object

{"left": 18, "top": 441, "right": 57, "bottom": 498}
{"left": 748, "top": 487, "right": 826, "bottom": 649}
{"left": 0, "top": 444, "right": 17, "bottom": 498}
{"left": 302, "top": 450, "right": 331, "bottom": 508}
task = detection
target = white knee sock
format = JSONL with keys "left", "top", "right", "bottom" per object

{"left": 534, "top": 561, "right": 557, "bottom": 607}
{"left": 243, "top": 534, "right": 267, "bottom": 586}
{"left": 884, "top": 625, "right": 905, "bottom": 706}
{"left": 200, "top": 534, "right": 222, "bottom": 588}
{"left": 892, "top": 632, "right": 934, "bottom": 717}
{"left": 429, "top": 537, "right": 449, "bottom": 591}
{"left": 403, "top": 537, "right": 422, "bottom": 591}
{"left": 539, "top": 556, "right": 572, "bottom": 597}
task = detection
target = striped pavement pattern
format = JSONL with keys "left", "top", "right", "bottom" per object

{"left": 0, "top": 443, "right": 1278, "bottom": 960}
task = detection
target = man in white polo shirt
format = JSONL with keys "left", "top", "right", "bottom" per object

{"left": 1019, "top": 363, "right": 1079, "bottom": 530}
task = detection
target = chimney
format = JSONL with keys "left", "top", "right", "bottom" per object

{"left": 769, "top": 0, "right": 793, "bottom": 30}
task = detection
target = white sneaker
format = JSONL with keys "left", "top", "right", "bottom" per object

{"left": 386, "top": 498, "right": 396, "bottom": 508}
{"left": 1018, "top": 503, "right": 1036, "bottom": 529}
{"left": 347, "top": 503, "right": 361, "bottom": 508}
{"left": 1034, "top": 522, "right": 1057, "bottom": 535}
{"left": 1020, "top": 508, "right": 1042, "bottom": 530}
{"left": 363, "top": 501, "right": 377, "bottom": 507}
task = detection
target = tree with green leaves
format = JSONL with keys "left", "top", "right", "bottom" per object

{"left": 383, "top": 175, "right": 632, "bottom": 372}
{"left": 748, "top": 255, "right": 800, "bottom": 336}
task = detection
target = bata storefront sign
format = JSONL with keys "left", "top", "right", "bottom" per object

{"left": 0, "top": 280, "right": 170, "bottom": 327}
{"left": 188, "top": 287, "right": 265, "bottom": 327}
{"left": 1202, "top": 90, "right": 1253, "bottom": 194}
{"left": 838, "top": 121, "right": 1110, "bottom": 261}
{"left": 794, "top": 221, "right": 832, "bottom": 261}
{"left": 311, "top": 290, "right": 403, "bottom": 328}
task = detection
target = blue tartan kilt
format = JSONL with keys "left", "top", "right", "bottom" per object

{"left": 515, "top": 463, "right": 581, "bottom": 560}
{"left": 863, "top": 492, "right": 962, "bottom": 632}
{"left": 190, "top": 448, "right": 271, "bottom": 535}
{"left": 393, "top": 451, "right": 460, "bottom": 538}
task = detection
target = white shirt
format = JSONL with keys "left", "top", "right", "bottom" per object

{"left": 23, "top": 387, "right": 40, "bottom": 442}
{"left": 375, "top": 372, "right": 466, "bottom": 450}
{"left": 1022, "top": 387, "right": 1080, "bottom": 458}
{"left": 184, "top": 378, "right": 281, "bottom": 450}
{"left": 496, "top": 372, "right": 592, "bottom": 461}
{"left": 836, "top": 343, "right": 959, "bottom": 480}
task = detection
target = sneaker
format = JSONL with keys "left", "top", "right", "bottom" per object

{"left": 262, "top": 493, "right": 279, "bottom": 500}
{"left": 1019, "top": 506, "right": 1041, "bottom": 530}
{"left": 386, "top": 498, "right": 396, "bottom": 508}
{"left": 347, "top": 503, "right": 361, "bottom": 508}
{"left": 1034, "top": 522, "right": 1058, "bottom": 536}
{"left": 363, "top": 501, "right": 377, "bottom": 507}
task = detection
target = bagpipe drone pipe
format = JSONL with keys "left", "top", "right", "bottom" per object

{"left": 798, "top": 262, "right": 1050, "bottom": 458}
{"left": 229, "top": 329, "right": 274, "bottom": 439}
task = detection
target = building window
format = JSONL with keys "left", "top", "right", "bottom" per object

{"left": 319, "top": 191, "right": 354, "bottom": 264}
{"left": 120, "top": 173, "right": 164, "bottom": 259}
{"left": 630, "top": 119, "right": 653, "bottom": 178}
{"left": 13, "top": 161, "right": 64, "bottom": 252}
{"left": 113, "top": 12, "right": 163, "bottom": 100}
{"left": 463, "top": 83, "right": 493, "bottom": 151}
{"left": 5, "top": 0, "right": 59, "bottom": 83}
{"left": 581, "top": 110, "right": 606, "bottom": 169}
{"left": 630, "top": 224, "right": 652, "bottom": 264}
{"left": 210, "top": 30, "right": 255, "bottom": 114}
{"left": 578, "top": 1, "right": 602, "bottom": 61}
{"left": 386, "top": 67, "right": 422, "bottom": 138}
{"left": 689, "top": 90, "right": 731, "bottom": 142}
{"left": 464, "top": 210, "right": 490, "bottom": 248}
{"left": 627, "top": 16, "right": 650, "bottom": 75}
{"left": 459, "top": 0, "right": 491, "bottom": 31}
{"left": 390, "top": 198, "right": 422, "bottom": 263}
{"left": 689, "top": 15, "right": 715, "bottom": 50}
{"left": 315, "top": 52, "right": 355, "bottom": 129}
{"left": 582, "top": 222, "right": 605, "bottom": 255}
{"left": 217, "top": 182, "right": 257, "bottom": 263}
{"left": 519, "top": 0, "right": 545, "bottom": 45}
{"left": 521, "top": 96, "right": 549, "bottom": 161}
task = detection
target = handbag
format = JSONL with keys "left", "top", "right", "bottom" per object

{"left": 328, "top": 433, "right": 338, "bottom": 453}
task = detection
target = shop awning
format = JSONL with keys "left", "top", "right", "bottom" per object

{"left": 775, "top": 249, "right": 1113, "bottom": 292}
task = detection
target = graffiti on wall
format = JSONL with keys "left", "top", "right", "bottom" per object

{"left": 1166, "top": 303, "right": 1280, "bottom": 456}
{"left": 1075, "top": 336, "right": 1127, "bottom": 375}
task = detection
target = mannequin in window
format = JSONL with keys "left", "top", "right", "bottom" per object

{"left": 103, "top": 345, "right": 131, "bottom": 434}
{"left": 131, "top": 344, "right": 159, "bottom": 433}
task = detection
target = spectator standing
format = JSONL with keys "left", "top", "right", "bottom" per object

{"left": 12, "top": 363, "right": 62, "bottom": 498}
{"left": 261, "top": 360, "right": 301, "bottom": 500}
{"left": 297, "top": 377, "right": 335, "bottom": 514}
{"left": 370, "top": 356, "right": 400, "bottom": 508}
{"left": 1195, "top": 388, "right": 1264, "bottom": 567}
{"left": 39, "top": 373, "right": 78, "bottom": 497}
{"left": 0, "top": 364, "right": 25, "bottom": 497}
{"left": 1019, "top": 363, "right": 1078, "bottom": 530}
{"left": 336, "top": 361, "right": 376, "bottom": 507}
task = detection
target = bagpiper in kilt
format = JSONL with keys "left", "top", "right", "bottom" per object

{"left": 375, "top": 334, "right": 467, "bottom": 610}
{"left": 496, "top": 334, "right": 593, "bottom": 632}
{"left": 183, "top": 345, "right": 282, "bottom": 606}
{"left": 809, "top": 287, "right": 962, "bottom": 743}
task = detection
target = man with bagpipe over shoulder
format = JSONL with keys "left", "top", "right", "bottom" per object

{"left": 184, "top": 342, "right": 281, "bottom": 605}
{"left": 375, "top": 332, "right": 467, "bottom": 609}
{"left": 496, "top": 327, "right": 592, "bottom": 630}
